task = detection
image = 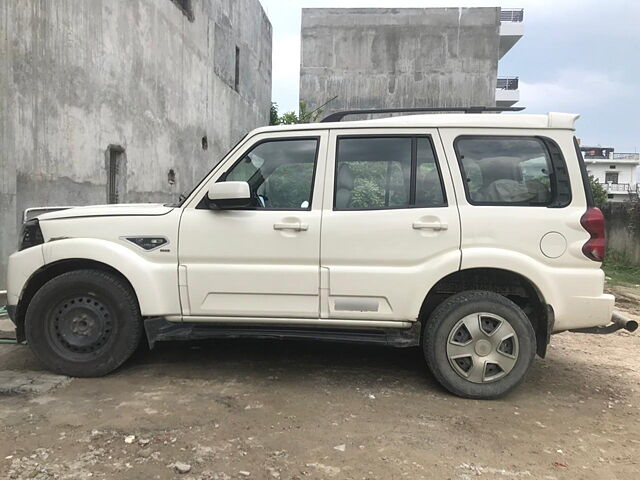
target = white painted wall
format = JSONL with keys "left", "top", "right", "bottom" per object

{"left": 586, "top": 162, "right": 637, "bottom": 185}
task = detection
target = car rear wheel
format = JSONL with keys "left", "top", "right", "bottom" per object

{"left": 423, "top": 290, "right": 536, "bottom": 399}
{"left": 25, "top": 269, "right": 142, "bottom": 377}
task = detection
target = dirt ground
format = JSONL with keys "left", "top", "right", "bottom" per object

{"left": 1, "top": 289, "right": 639, "bottom": 480}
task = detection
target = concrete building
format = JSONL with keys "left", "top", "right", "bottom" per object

{"left": 495, "top": 8, "right": 523, "bottom": 108}
{"left": 582, "top": 147, "right": 640, "bottom": 202}
{"left": 0, "top": 0, "right": 272, "bottom": 288}
{"left": 299, "top": 7, "right": 523, "bottom": 120}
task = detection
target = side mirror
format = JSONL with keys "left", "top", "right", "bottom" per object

{"left": 207, "top": 181, "right": 251, "bottom": 209}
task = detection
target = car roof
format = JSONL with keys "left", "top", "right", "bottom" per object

{"left": 253, "top": 112, "right": 580, "bottom": 134}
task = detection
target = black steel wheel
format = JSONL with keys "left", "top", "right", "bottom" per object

{"left": 49, "top": 295, "right": 115, "bottom": 358}
{"left": 25, "top": 269, "right": 142, "bottom": 377}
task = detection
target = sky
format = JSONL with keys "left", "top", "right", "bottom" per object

{"left": 260, "top": 0, "right": 640, "bottom": 152}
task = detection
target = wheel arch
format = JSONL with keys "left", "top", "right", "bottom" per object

{"left": 13, "top": 259, "right": 140, "bottom": 343}
{"left": 419, "top": 268, "right": 552, "bottom": 358}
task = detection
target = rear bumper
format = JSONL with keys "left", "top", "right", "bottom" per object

{"left": 570, "top": 311, "right": 638, "bottom": 335}
{"left": 552, "top": 293, "right": 615, "bottom": 332}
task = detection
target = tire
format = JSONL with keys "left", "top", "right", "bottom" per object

{"left": 25, "top": 269, "right": 142, "bottom": 377}
{"left": 423, "top": 290, "right": 536, "bottom": 399}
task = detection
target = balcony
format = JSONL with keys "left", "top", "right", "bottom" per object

{"left": 605, "top": 183, "right": 633, "bottom": 193}
{"left": 613, "top": 153, "right": 640, "bottom": 161}
{"left": 600, "top": 182, "right": 640, "bottom": 202}
{"left": 496, "top": 76, "right": 519, "bottom": 107}
{"left": 499, "top": 8, "right": 524, "bottom": 59}
{"left": 500, "top": 9, "right": 524, "bottom": 22}
{"left": 584, "top": 150, "right": 640, "bottom": 164}
{"left": 497, "top": 77, "right": 519, "bottom": 90}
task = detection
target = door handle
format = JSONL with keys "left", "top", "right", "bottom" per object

{"left": 274, "top": 222, "right": 309, "bottom": 232}
{"left": 413, "top": 221, "right": 448, "bottom": 231}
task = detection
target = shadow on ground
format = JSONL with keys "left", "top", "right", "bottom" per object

{"left": 1, "top": 332, "right": 634, "bottom": 404}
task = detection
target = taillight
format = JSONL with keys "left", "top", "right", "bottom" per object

{"left": 580, "top": 207, "right": 605, "bottom": 262}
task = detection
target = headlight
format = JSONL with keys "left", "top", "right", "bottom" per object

{"left": 19, "top": 219, "right": 44, "bottom": 251}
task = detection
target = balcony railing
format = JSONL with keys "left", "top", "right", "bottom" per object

{"left": 613, "top": 153, "right": 640, "bottom": 161}
{"left": 500, "top": 9, "right": 524, "bottom": 22}
{"left": 603, "top": 183, "right": 640, "bottom": 193}
{"left": 497, "top": 77, "right": 519, "bottom": 90}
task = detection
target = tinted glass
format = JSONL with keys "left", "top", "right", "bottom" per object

{"left": 416, "top": 138, "right": 446, "bottom": 207}
{"left": 336, "top": 137, "right": 411, "bottom": 209}
{"left": 456, "top": 137, "right": 552, "bottom": 205}
{"left": 224, "top": 138, "right": 318, "bottom": 209}
{"left": 335, "top": 137, "right": 446, "bottom": 210}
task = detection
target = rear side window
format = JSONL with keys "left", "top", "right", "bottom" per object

{"left": 335, "top": 136, "right": 446, "bottom": 210}
{"left": 455, "top": 136, "right": 567, "bottom": 206}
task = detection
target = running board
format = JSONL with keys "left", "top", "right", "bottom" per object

{"left": 144, "top": 317, "right": 421, "bottom": 349}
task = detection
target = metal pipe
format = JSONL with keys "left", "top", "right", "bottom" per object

{"left": 570, "top": 312, "right": 638, "bottom": 334}
{"left": 612, "top": 312, "right": 638, "bottom": 332}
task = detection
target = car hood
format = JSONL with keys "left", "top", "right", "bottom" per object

{"left": 36, "top": 203, "right": 174, "bottom": 221}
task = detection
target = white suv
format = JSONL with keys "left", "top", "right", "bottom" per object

{"left": 6, "top": 111, "right": 635, "bottom": 399}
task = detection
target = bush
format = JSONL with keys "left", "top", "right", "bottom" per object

{"left": 270, "top": 101, "right": 323, "bottom": 125}
{"left": 589, "top": 175, "right": 608, "bottom": 209}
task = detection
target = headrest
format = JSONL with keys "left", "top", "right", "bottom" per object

{"left": 337, "top": 164, "right": 354, "bottom": 190}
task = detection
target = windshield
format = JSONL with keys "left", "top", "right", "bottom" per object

{"left": 167, "top": 133, "right": 249, "bottom": 207}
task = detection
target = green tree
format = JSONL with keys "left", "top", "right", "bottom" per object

{"left": 589, "top": 175, "right": 608, "bottom": 209}
{"left": 269, "top": 101, "right": 323, "bottom": 125}
{"left": 270, "top": 103, "right": 280, "bottom": 126}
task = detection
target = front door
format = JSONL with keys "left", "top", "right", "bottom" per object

{"left": 320, "top": 129, "right": 462, "bottom": 322}
{"left": 178, "top": 131, "right": 328, "bottom": 319}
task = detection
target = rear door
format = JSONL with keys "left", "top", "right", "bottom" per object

{"left": 438, "top": 128, "right": 588, "bottom": 274}
{"left": 319, "top": 129, "right": 461, "bottom": 322}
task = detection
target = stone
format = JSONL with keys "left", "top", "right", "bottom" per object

{"left": 174, "top": 462, "right": 192, "bottom": 474}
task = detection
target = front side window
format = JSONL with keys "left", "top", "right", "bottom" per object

{"left": 455, "top": 136, "right": 554, "bottom": 206}
{"left": 335, "top": 136, "right": 446, "bottom": 210}
{"left": 223, "top": 138, "right": 319, "bottom": 209}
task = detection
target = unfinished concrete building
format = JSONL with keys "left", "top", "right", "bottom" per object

{"left": 300, "top": 7, "right": 523, "bottom": 119}
{"left": 0, "top": 0, "right": 272, "bottom": 288}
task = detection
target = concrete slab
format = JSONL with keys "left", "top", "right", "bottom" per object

{"left": 0, "top": 370, "right": 70, "bottom": 396}
{"left": 0, "top": 316, "right": 16, "bottom": 341}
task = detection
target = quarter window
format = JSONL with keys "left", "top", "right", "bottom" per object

{"left": 223, "top": 138, "right": 319, "bottom": 209}
{"left": 335, "top": 136, "right": 446, "bottom": 210}
{"left": 455, "top": 136, "right": 554, "bottom": 206}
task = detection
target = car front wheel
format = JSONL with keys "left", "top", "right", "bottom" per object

{"left": 423, "top": 290, "right": 537, "bottom": 399}
{"left": 25, "top": 269, "right": 142, "bottom": 377}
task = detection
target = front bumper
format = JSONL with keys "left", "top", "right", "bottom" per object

{"left": 6, "top": 305, "right": 17, "bottom": 325}
{"left": 5, "top": 305, "right": 23, "bottom": 342}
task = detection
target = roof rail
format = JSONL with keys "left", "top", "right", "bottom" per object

{"left": 320, "top": 106, "right": 525, "bottom": 123}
